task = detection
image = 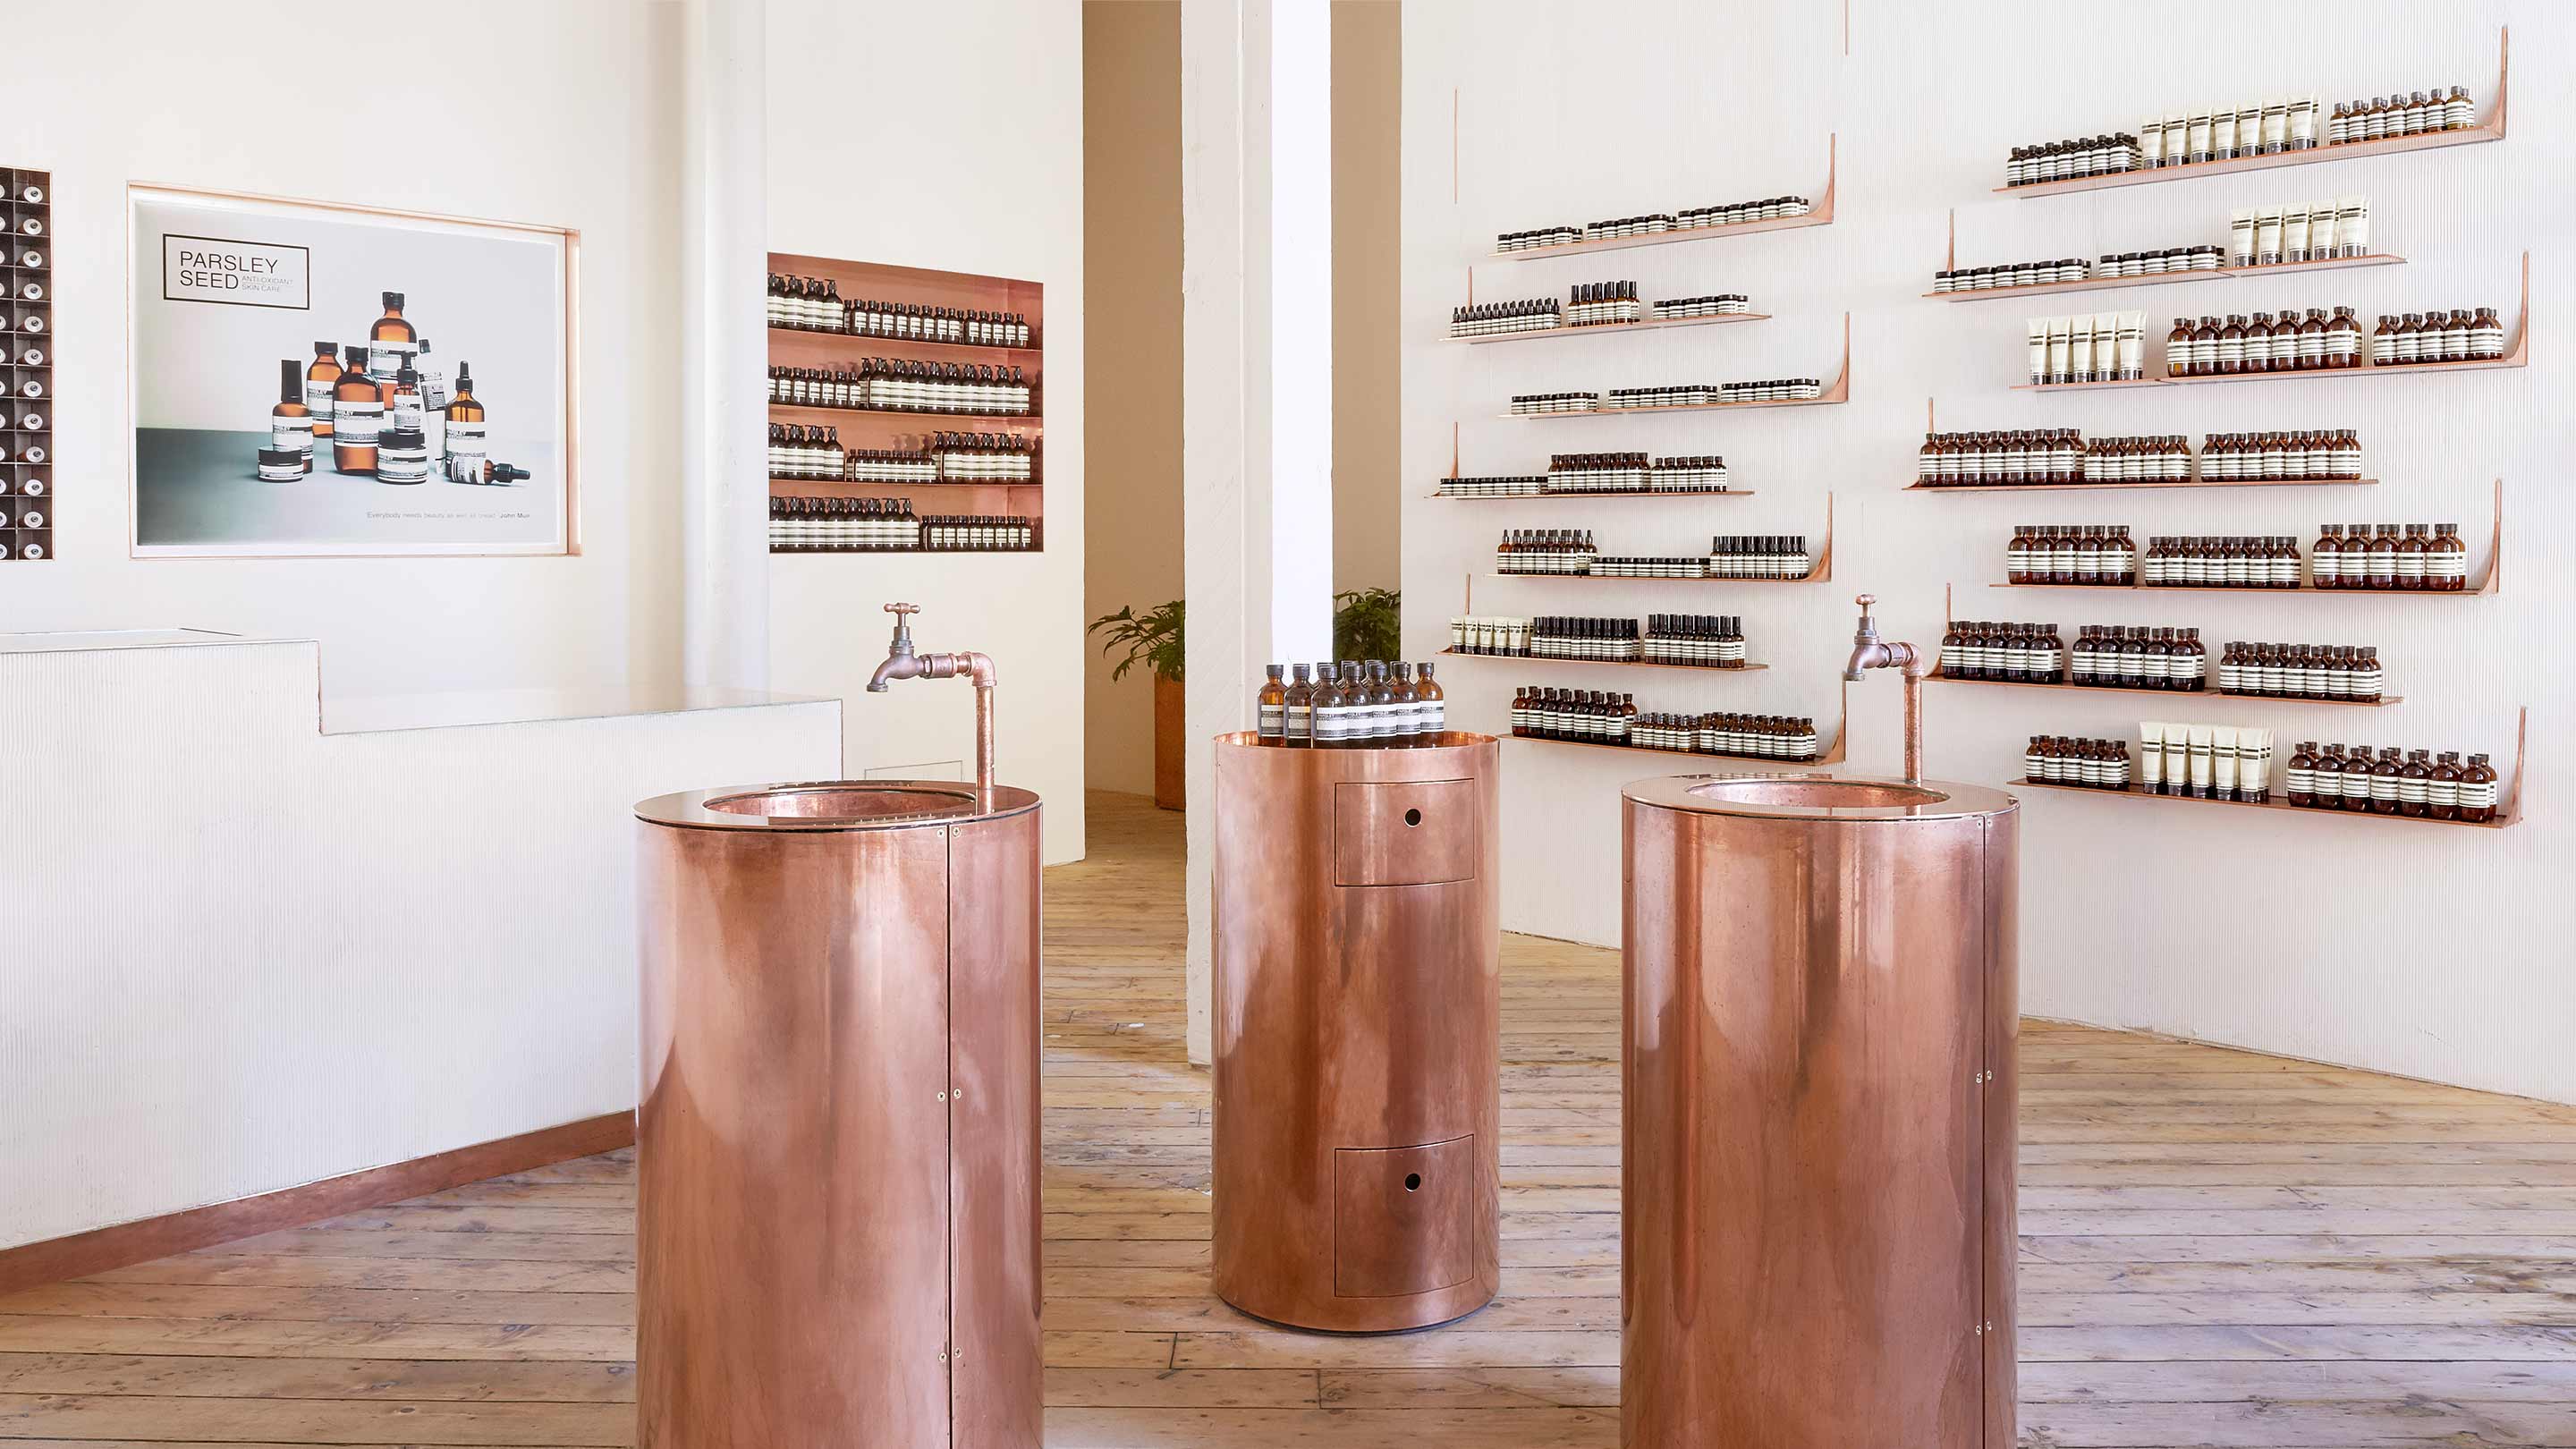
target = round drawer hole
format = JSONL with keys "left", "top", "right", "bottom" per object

{"left": 1404, "top": 809, "right": 1422, "bottom": 826}
{"left": 1404, "top": 1173, "right": 1422, "bottom": 1191}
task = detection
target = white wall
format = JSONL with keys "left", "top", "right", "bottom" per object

{"left": 1402, "top": 0, "right": 2573, "bottom": 1102}
{"left": 0, "top": 635, "right": 839, "bottom": 1249}
{"left": 766, "top": 0, "right": 1088, "bottom": 865}
{"left": 0, "top": 2, "right": 685, "bottom": 697}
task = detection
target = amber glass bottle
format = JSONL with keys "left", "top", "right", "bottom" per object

{"left": 304, "top": 340, "right": 341, "bottom": 440}
{"left": 332, "top": 344, "right": 384, "bottom": 475}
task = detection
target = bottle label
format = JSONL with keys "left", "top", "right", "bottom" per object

{"left": 1258, "top": 703, "right": 1284, "bottom": 738}
{"left": 271, "top": 418, "right": 312, "bottom": 453}
{"left": 2398, "top": 778, "right": 2428, "bottom": 804}
{"left": 447, "top": 420, "right": 488, "bottom": 461}
{"left": 304, "top": 381, "right": 335, "bottom": 419}
{"left": 1422, "top": 701, "right": 1444, "bottom": 733}
{"left": 333, "top": 402, "right": 382, "bottom": 444}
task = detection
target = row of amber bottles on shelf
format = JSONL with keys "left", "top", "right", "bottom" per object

{"left": 2287, "top": 743, "right": 2497, "bottom": 819}
{"left": 1254, "top": 662, "right": 1446, "bottom": 747}
{"left": 1917, "top": 428, "right": 2363, "bottom": 485}
{"left": 766, "top": 273, "right": 1030, "bottom": 345}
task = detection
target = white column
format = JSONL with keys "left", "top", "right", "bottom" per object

{"left": 678, "top": 0, "right": 771, "bottom": 689}
{"left": 1181, "top": 0, "right": 1336, "bottom": 1065}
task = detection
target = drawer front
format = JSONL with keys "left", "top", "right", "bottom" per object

{"left": 1333, "top": 778, "right": 1479, "bottom": 886}
{"left": 1333, "top": 1136, "right": 1478, "bottom": 1298}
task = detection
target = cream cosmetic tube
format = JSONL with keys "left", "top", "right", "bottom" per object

{"left": 2117, "top": 311, "right": 2146, "bottom": 380}
{"left": 2188, "top": 725, "right": 2216, "bottom": 797}
{"left": 2165, "top": 114, "right": 2189, "bottom": 165}
{"left": 2186, "top": 110, "right": 2214, "bottom": 163}
{"left": 2069, "top": 317, "right": 2097, "bottom": 382}
{"left": 2028, "top": 320, "right": 2049, "bottom": 385}
{"left": 2139, "top": 723, "right": 2166, "bottom": 791}
{"left": 2292, "top": 95, "right": 2318, "bottom": 149}
{"left": 2307, "top": 200, "right": 2336, "bottom": 258}
{"left": 2213, "top": 727, "right": 2241, "bottom": 799}
{"left": 2255, "top": 208, "right": 2285, "bottom": 266}
{"left": 2140, "top": 116, "right": 2165, "bottom": 167}
{"left": 2212, "top": 105, "right": 2239, "bottom": 158}
{"left": 2165, "top": 726, "right": 2190, "bottom": 794}
{"left": 2046, "top": 318, "right": 2072, "bottom": 384}
{"left": 2230, "top": 209, "right": 2256, "bottom": 267}
{"left": 2342, "top": 195, "right": 2369, "bottom": 257}
{"left": 2283, "top": 206, "right": 2311, "bottom": 261}
{"left": 2244, "top": 729, "right": 2275, "bottom": 801}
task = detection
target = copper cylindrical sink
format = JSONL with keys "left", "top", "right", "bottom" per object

{"left": 1211, "top": 733, "right": 1502, "bottom": 1333}
{"left": 1623, "top": 773, "right": 2020, "bottom": 1448}
{"left": 634, "top": 781, "right": 1042, "bottom": 1449}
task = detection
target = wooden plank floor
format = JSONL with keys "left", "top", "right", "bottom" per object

{"left": 3, "top": 789, "right": 2571, "bottom": 1446}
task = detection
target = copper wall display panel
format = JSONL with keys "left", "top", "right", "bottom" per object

{"left": 1620, "top": 774, "right": 2020, "bottom": 1449}
{"left": 1211, "top": 733, "right": 1503, "bottom": 1333}
{"left": 635, "top": 782, "right": 1042, "bottom": 1449}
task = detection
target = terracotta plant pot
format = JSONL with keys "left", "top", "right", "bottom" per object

{"left": 1154, "top": 674, "right": 1185, "bottom": 811}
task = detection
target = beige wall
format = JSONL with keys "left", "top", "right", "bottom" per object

{"left": 1080, "top": 0, "right": 1401, "bottom": 801}
{"left": 1082, "top": 0, "right": 1185, "bottom": 800}
{"left": 1332, "top": 0, "right": 1403, "bottom": 593}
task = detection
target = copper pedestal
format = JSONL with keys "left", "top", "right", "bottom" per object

{"left": 1622, "top": 774, "right": 2021, "bottom": 1448}
{"left": 1211, "top": 732, "right": 1502, "bottom": 1332}
{"left": 634, "top": 783, "right": 1042, "bottom": 1449}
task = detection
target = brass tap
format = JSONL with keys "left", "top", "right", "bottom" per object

{"left": 1843, "top": 593, "right": 1931, "bottom": 785}
{"left": 868, "top": 603, "right": 999, "bottom": 808}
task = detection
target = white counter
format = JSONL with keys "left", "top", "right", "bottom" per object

{"left": 0, "top": 630, "right": 843, "bottom": 1250}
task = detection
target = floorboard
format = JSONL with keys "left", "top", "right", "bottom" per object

{"left": 1, "top": 790, "right": 2567, "bottom": 1447}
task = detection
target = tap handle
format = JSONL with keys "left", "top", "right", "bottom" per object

{"left": 1854, "top": 592, "right": 1877, "bottom": 610}
{"left": 883, "top": 601, "right": 919, "bottom": 655}
{"left": 1852, "top": 593, "right": 1881, "bottom": 639}
{"left": 886, "top": 602, "right": 920, "bottom": 617}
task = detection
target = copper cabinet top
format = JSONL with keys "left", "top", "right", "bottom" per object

{"left": 636, "top": 780, "right": 1041, "bottom": 833}
{"left": 1623, "top": 771, "right": 2020, "bottom": 822}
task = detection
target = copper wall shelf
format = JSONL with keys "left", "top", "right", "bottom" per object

{"left": 1984, "top": 480, "right": 2502, "bottom": 597}
{"left": 1502, "top": 682, "right": 1850, "bottom": 767}
{"left": 1511, "top": 732, "right": 1843, "bottom": 768}
{"left": 1428, "top": 487, "right": 1755, "bottom": 502}
{"left": 769, "top": 400, "right": 1042, "bottom": 426}
{"left": 1455, "top": 311, "right": 1770, "bottom": 345}
{"left": 767, "top": 323, "right": 1041, "bottom": 357}
{"left": 1439, "top": 648, "right": 1771, "bottom": 677}
{"left": 1928, "top": 208, "right": 2407, "bottom": 301}
{"left": 1931, "top": 671, "right": 2401, "bottom": 708}
{"left": 1992, "top": 30, "right": 2506, "bottom": 199}
{"left": 1495, "top": 135, "right": 1835, "bottom": 260}
{"left": 2013, "top": 252, "right": 2529, "bottom": 394}
{"left": 1500, "top": 315, "right": 1851, "bottom": 417}
{"left": 2014, "top": 707, "right": 2524, "bottom": 830}
{"left": 1904, "top": 401, "right": 2377, "bottom": 493}
{"left": 1910, "top": 477, "right": 2377, "bottom": 494}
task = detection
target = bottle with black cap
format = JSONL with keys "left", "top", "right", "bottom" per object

{"left": 269, "top": 359, "right": 312, "bottom": 473}
{"left": 367, "top": 291, "right": 416, "bottom": 386}
{"left": 445, "top": 362, "right": 487, "bottom": 481}
{"left": 331, "top": 344, "right": 384, "bottom": 474}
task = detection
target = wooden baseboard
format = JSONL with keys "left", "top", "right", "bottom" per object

{"left": 0, "top": 1110, "right": 635, "bottom": 1297}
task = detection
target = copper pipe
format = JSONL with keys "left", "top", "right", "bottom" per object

{"left": 868, "top": 605, "right": 999, "bottom": 809}
{"left": 1843, "top": 592, "right": 1932, "bottom": 785}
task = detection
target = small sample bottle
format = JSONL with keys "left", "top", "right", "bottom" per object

{"left": 1283, "top": 664, "right": 1314, "bottom": 747}
{"left": 1256, "top": 664, "right": 1286, "bottom": 743}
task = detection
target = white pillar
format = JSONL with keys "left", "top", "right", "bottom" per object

{"left": 678, "top": 0, "right": 771, "bottom": 689}
{"left": 1181, "top": 0, "right": 1336, "bottom": 1065}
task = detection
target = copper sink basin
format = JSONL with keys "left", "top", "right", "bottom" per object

{"left": 1620, "top": 773, "right": 2020, "bottom": 823}
{"left": 702, "top": 784, "right": 983, "bottom": 822}
{"left": 1685, "top": 779, "right": 1948, "bottom": 810}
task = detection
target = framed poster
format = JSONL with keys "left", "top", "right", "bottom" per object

{"left": 128, "top": 185, "right": 577, "bottom": 557}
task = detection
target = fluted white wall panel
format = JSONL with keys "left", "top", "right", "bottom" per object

{"left": 1402, "top": 0, "right": 2572, "bottom": 1101}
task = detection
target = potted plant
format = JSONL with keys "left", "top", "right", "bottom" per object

{"left": 1334, "top": 587, "right": 1402, "bottom": 663}
{"left": 1089, "top": 600, "right": 1187, "bottom": 810}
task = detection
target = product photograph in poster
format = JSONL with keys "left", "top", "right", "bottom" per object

{"left": 127, "top": 186, "right": 572, "bottom": 556}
